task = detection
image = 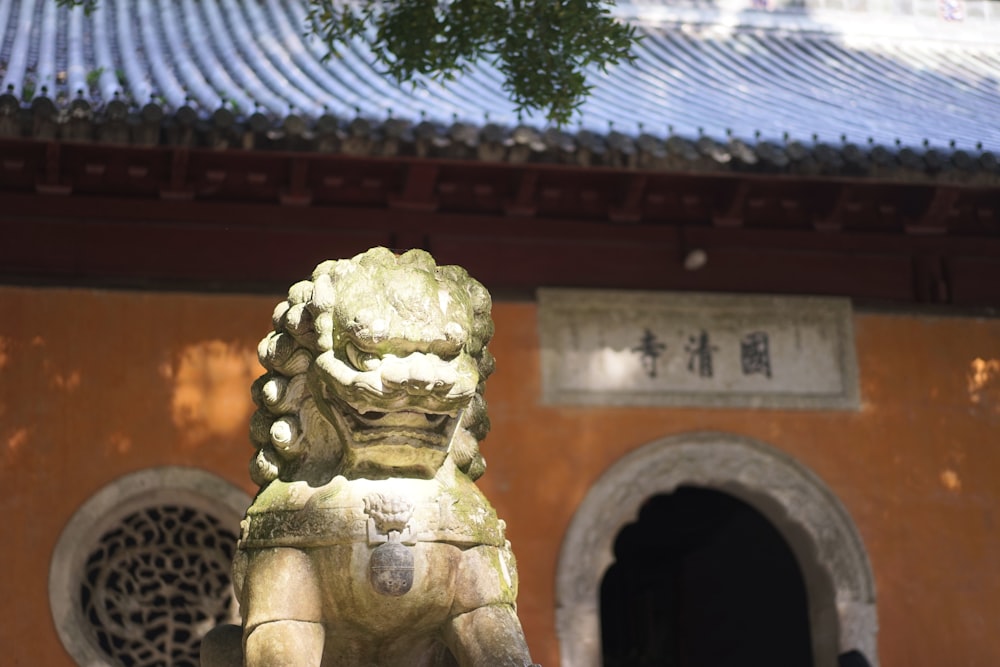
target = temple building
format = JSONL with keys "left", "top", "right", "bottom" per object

{"left": 1, "top": 0, "right": 999, "bottom": 665}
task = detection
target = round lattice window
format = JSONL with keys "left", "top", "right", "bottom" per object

{"left": 50, "top": 467, "right": 251, "bottom": 667}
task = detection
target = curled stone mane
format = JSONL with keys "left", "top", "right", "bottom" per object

{"left": 247, "top": 248, "right": 495, "bottom": 487}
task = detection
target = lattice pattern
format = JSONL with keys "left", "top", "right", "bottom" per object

{"left": 79, "top": 504, "right": 238, "bottom": 667}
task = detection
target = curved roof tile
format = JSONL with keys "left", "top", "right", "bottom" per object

{"left": 0, "top": 0, "right": 997, "bottom": 180}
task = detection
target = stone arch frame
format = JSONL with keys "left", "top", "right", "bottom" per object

{"left": 555, "top": 432, "right": 878, "bottom": 667}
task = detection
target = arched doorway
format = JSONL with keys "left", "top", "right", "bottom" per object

{"left": 556, "top": 432, "right": 878, "bottom": 667}
{"left": 600, "top": 487, "right": 813, "bottom": 666}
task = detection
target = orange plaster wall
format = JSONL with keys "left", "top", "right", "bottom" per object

{"left": 481, "top": 304, "right": 1000, "bottom": 667}
{"left": 0, "top": 286, "right": 265, "bottom": 667}
{"left": 2, "top": 285, "right": 999, "bottom": 667}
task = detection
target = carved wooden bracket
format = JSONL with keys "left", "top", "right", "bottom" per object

{"left": 504, "top": 170, "right": 539, "bottom": 217}
{"left": 280, "top": 158, "right": 312, "bottom": 207}
{"left": 905, "top": 186, "right": 959, "bottom": 235}
{"left": 814, "top": 185, "right": 858, "bottom": 232}
{"left": 608, "top": 174, "right": 648, "bottom": 223}
{"left": 37, "top": 141, "right": 71, "bottom": 195}
{"left": 161, "top": 147, "right": 192, "bottom": 200}
{"left": 712, "top": 181, "right": 750, "bottom": 227}
{"left": 388, "top": 163, "right": 440, "bottom": 211}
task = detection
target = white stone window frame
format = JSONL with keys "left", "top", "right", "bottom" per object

{"left": 556, "top": 432, "right": 878, "bottom": 667}
{"left": 49, "top": 466, "right": 251, "bottom": 667}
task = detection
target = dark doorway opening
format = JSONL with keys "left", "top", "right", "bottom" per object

{"left": 600, "top": 486, "right": 813, "bottom": 667}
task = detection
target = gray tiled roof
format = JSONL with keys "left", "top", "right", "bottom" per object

{"left": 0, "top": 0, "right": 998, "bottom": 180}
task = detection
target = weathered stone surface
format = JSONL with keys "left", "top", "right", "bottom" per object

{"left": 201, "top": 248, "right": 534, "bottom": 667}
{"left": 369, "top": 540, "right": 415, "bottom": 596}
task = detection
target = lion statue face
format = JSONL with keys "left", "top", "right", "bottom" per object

{"left": 249, "top": 248, "right": 494, "bottom": 485}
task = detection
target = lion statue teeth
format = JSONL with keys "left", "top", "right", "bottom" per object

{"left": 201, "top": 247, "right": 538, "bottom": 667}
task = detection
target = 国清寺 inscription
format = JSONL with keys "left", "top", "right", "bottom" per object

{"left": 538, "top": 289, "right": 859, "bottom": 410}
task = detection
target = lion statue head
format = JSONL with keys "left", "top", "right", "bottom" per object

{"left": 248, "top": 248, "right": 495, "bottom": 487}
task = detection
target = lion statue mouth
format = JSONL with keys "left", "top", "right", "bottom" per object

{"left": 310, "top": 344, "right": 479, "bottom": 476}
{"left": 322, "top": 389, "right": 463, "bottom": 450}
{"left": 352, "top": 408, "right": 451, "bottom": 432}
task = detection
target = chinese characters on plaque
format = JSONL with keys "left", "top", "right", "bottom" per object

{"left": 740, "top": 331, "right": 772, "bottom": 379}
{"left": 632, "top": 329, "right": 667, "bottom": 378}
{"left": 632, "top": 329, "right": 772, "bottom": 381}
{"left": 538, "top": 290, "right": 859, "bottom": 409}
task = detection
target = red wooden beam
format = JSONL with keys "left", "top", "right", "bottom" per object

{"left": 1, "top": 138, "right": 999, "bottom": 305}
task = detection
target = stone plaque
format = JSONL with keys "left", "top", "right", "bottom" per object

{"left": 538, "top": 289, "right": 859, "bottom": 409}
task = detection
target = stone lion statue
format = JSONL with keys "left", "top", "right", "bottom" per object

{"left": 201, "top": 248, "right": 537, "bottom": 667}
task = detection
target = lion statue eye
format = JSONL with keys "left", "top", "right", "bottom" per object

{"left": 345, "top": 343, "right": 382, "bottom": 372}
